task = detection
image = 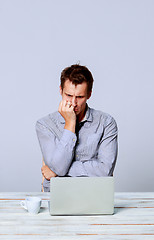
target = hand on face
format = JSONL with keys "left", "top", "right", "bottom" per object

{"left": 58, "top": 99, "right": 76, "bottom": 123}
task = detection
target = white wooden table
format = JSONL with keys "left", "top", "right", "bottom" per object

{"left": 0, "top": 192, "right": 154, "bottom": 239}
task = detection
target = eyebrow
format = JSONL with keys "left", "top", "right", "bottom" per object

{"left": 65, "top": 92, "right": 85, "bottom": 97}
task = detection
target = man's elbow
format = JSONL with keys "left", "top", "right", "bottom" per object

{"left": 54, "top": 167, "right": 68, "bottom": 177}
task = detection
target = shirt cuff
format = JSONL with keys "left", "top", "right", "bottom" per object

{"left": 60, "top": 129, "right": 77, "bottom": 149}
{"left": 68, "top": 161, "right": 88, "bottom": 177}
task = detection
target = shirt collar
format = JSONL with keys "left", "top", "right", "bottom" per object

{"left": 59, "top": 104, "right": 93, "bottom": 123}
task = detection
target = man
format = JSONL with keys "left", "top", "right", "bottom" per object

{"left": 36, "top": 64, "right": 118, "bottom": 192}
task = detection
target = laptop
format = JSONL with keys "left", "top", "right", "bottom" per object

{"left": 50, "top": 177, "right": 114, "bottom": 215}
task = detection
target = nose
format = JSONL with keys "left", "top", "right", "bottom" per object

{"left": 72, "top": 97, "right": 77, "bottom": 107}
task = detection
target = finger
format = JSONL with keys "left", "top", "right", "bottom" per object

{"left": 64, "top": 100, "right": 68, "bottom": 107}
{"left": 41, "top": 165, "right": 45, "bottom": 170}
{"left": 67, "top": 101, "right": 71, "bottom": 108}
{"left": 70, "top": 105, "right": 74, "bottom": 111}
{"left": 60, "top": 100, "right": 66, "bottom": 109}
{"left": 43, "top": 172, "right": 49, "bottom": 180}
{"left": 58, "top": 101, "right": 63, "bottom": 112}
{"left": 65, "top": 101, "right": 72, "bottom": 109}
{"left": 42, "top": 159, "right": 45, "bottom": 166}
{"left": 62, "top": 100, "right": 71, "bottom": 110}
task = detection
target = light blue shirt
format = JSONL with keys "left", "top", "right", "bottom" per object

{"left": 36, "top": 105, "right": 118, "bottom": 188}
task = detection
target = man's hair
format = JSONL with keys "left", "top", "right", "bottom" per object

{"left": 60, "top": 64, "right": 94, "bottom": 96}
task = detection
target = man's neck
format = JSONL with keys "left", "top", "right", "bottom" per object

{"left": 77, "top": 105, "right": 87, "bottom": 123}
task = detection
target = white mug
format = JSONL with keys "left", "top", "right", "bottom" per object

{"left": 20, "top": 196, "right": 42, "bottom": 214}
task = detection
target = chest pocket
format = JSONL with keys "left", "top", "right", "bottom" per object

{"left": 77, "top": 133, "right": 102, "bottom": 161}
{"left": 87, "top": 133, "right": 101, "bottom": 145}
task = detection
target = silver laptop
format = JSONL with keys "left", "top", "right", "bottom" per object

{"left": 50, "top": 177, "right": 114, "bottom": 215}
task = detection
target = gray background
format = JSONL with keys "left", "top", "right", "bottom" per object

{"left": 0, "top": 0, "right": 153, "bottom": 192}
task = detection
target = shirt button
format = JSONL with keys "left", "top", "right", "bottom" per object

{"left": 73, "top": 138, "right": 76, "bottom": 142}
{"left": 76, "top": 155, "right": 78, "bottom": 158}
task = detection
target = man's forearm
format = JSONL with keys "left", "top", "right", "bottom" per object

{"left": 36, "top": 120, "right": 77, "bottom": 177}
{"left": 67, "top": 156, "right": 116, "bottom": 177}
{"left": 47, "top": 129, "right": 77, "bottom": 176}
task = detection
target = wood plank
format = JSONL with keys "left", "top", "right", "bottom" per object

{"left": 0, "top": 192, "right": 154, "bottom": 240}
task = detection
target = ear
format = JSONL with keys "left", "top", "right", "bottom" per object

{"left": 87, "top": 91, "right": 92, "bottom": 99}
{"left": 59, "top": 85, "right": 62, "bottom": 96}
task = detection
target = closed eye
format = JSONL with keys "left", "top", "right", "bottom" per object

{"left": 66, "top": 94, "right": 72, "bottom": 97}
{"left": 65, "top": 93, "right": 84, "bottom": 98}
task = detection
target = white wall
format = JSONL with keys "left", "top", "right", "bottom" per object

{"left": 0, "top": 0, "right": 154, "bottom": 191}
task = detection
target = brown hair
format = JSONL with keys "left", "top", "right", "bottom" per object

{"left": 60, "top": 64, "right": 94, "bottom": 96}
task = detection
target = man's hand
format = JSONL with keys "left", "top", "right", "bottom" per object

{"left": 58, "top": 100, "right": 76, "bottom": 133}
{"left": 41, "top": 165, "right": 57, "bottom": 181}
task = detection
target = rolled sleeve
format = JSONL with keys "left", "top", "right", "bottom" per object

{"left": 60, "top": 129, "right": 77, "bottom": 150}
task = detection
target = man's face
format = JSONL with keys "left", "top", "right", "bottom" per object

{"left": 60, "top": 79, "right": 91, "bottom": 116}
